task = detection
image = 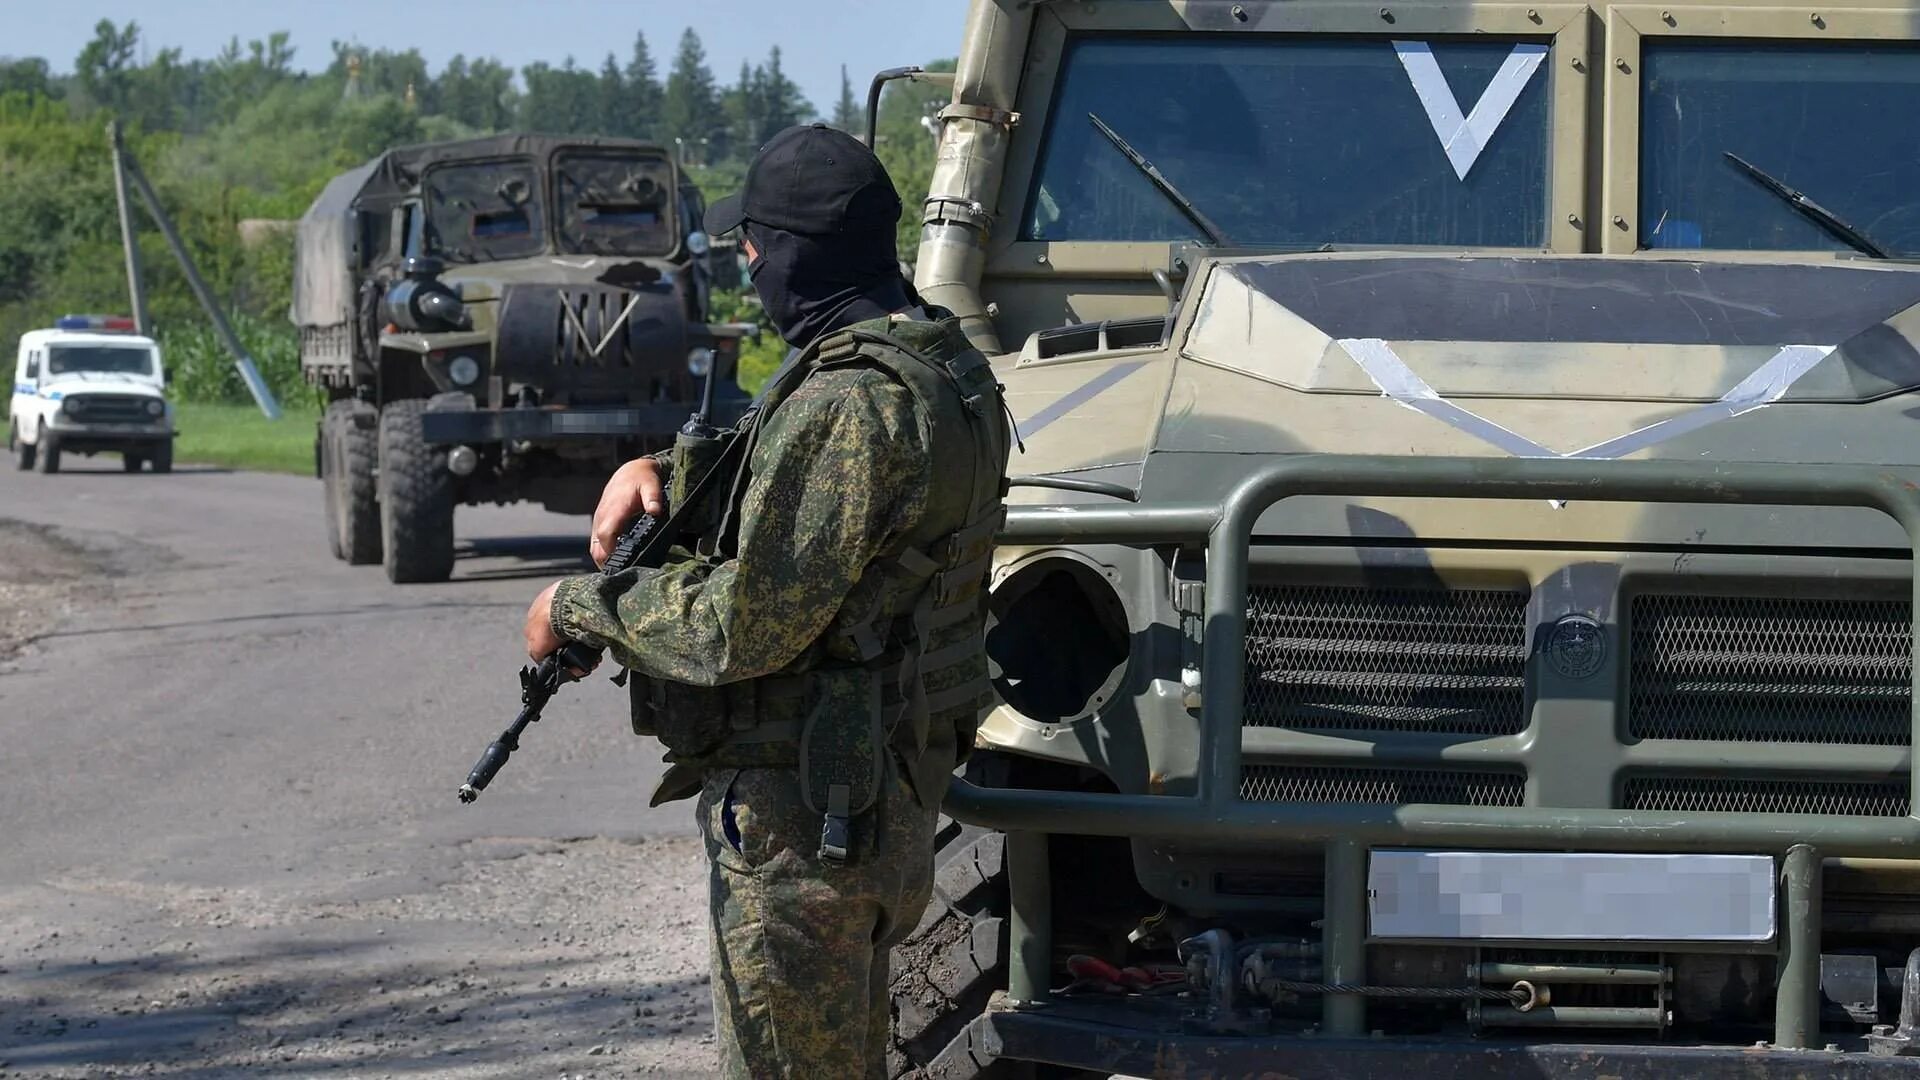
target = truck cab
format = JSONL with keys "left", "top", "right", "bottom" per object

{"left": 9, "top": 316, "right": 173, "bottom": 475}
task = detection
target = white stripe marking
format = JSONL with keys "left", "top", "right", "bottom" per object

{"left": 1394, "top": 41, "right": 1549, "bottom": 181}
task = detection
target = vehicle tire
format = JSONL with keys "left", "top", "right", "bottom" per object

{"left": 887, "top": 820, "right": 1026, "bottom": 1080}
{"left": 122, "top": 453, "right": 143, "bottom": 473}
{"left": 377, "top": 399, "right": 454, "bottom": 584}
{"left": 10, "top": 422, "right": 32, "bottom": 471}
{"left": 35, "top": 426, "right": 59, "bottom": 474}
{"left": 325, "top": 401, "right": 379, "bottom": 564}
{"left": 149, "top": 440, "right": 172, "bottom": 475}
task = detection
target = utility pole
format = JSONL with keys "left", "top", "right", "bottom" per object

{"left": 109, "top": 127, "right": 282, "bottom": 419}
{"left": 106, "top": 120, "right": 149, "bottom": 335}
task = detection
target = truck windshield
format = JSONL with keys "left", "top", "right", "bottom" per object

{"left": 424, "top": 160, "right": 545, "bottom": 263}
{"left": 1640, "top": 41, "right": 1920, "bottom": 253}
{"left": 553, "top": 152, "right": 677, "bottom": 257}
{"left": 1023, "top": 36, "right": 1551, "bottom": 248}
{"left": 48, "top": 345, "right": 154, "bottom": 376}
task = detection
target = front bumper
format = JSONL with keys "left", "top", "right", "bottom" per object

{"left": 977, "top": 1002, "right": 1920, "bottom": 1078}
{"left": 44, "top": 418, "right": 172, "bottom": 449}
{"left": 420, "top": 402, "right": 748, "bottom": 446}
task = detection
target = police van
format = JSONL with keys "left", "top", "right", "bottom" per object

{"left": 9, "top": 315, "right": 174, "bottom": 474}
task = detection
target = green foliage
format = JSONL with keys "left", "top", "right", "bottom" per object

{"left": 173, "top": 401, "right": 322, "bottom": 474}
{"left": 709, "top": 287, "right": 784, "bottom": 394}
{"left": 0, "top": 21, "right": 946, "bottom": 416}
{"left": 872, "top": 60, "right": 956, "bottom": 257}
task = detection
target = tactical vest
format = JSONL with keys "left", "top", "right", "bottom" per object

{"left": 632, "top": 311, "right": 1012, "bottom": 862}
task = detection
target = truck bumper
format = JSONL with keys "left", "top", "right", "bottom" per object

{"left": 420, "top": 403, "right": 746, "bottom": 446}
{"left": 977, "top": 1003, "right": 1920, "bottom": 1078}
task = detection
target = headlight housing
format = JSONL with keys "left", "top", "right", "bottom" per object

{"left": 447, "top": 355, "right": 482, "bottom": 387}
{"left": 986, "top": 555, "right": 1131, "bottom": 723}
{"left": 146, "top": 399, "right": 165, "bottom": 417}
{"left": 687, "top": 347, "right": 715, "bottom": 378}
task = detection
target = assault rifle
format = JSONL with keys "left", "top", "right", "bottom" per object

{"left": 456, "top": 366, "right": 751, "bottom": 804}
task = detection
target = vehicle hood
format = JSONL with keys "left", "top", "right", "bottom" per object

{"left": 34, "top": 375, "right": 164, "bottom": 400}
{"left": 998, "top": 252, "right": 1920, "bottom": 547}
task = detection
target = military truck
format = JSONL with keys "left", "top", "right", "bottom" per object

{"left": 884, "top": 2, "right": 1920, "bottom": 1075}
{"left": 296, "top": 134, "right": 747, "bottom": 583}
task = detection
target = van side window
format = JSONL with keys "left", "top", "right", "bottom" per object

{"left": 24, "top": 352, "right": 38, "bottom": 379}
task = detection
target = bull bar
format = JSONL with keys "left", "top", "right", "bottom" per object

{"left": 942, "top": 454, "right": 1920, "bottom": 1063}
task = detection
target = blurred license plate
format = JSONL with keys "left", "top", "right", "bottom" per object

{"left": 1368, "top": 850, "right": 1775, "bottom": 941}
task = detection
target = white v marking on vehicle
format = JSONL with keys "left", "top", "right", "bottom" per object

{"left": 1337, "top": 338, "right": 1839, "bottom": 461}
{"left": 1393, "top": 41, "right": 1548, "bottom": 181}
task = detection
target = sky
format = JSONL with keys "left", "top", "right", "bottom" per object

{"left": 8, "top": 1, "right": 969, "bottom": 118}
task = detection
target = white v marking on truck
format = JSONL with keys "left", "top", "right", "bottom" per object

{"left": 1394, "top": 41, "right": 1548, "bottom": 181}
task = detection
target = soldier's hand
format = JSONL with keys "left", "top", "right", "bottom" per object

{"left": 591, "top": 458, "right": 666, "bottom": 568}
{"left": 524, "top": 580, "right": 598, "bottom": 675}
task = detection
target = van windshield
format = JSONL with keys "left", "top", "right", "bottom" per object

{"left": 48, "top": 345, "right": 154, "bottom": 377}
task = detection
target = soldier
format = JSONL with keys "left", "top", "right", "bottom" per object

{"left": 523, "top": 124, "right": 1013, "bottom": 1078}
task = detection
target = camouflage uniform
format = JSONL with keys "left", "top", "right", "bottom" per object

{"left": 552, "top": 313, "right": 1011, "bottom": 1078}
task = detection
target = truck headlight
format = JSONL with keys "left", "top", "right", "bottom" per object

{"left": 687, "top": 347, "right": 715, "bottom": 378}
{"left": 447, "top": 355, "right": 482, "bottom": 387}
{"left": 987, "top": 556, "right": 1131, "bottom": 722}
{"left": 146, "top": 399, "right": 165, "bottom": 417}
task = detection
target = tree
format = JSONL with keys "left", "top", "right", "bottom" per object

{"left": 74, "top": 19, "right": 139, "bottom": 115}
{"left": 519, "top": 58, "right": 598, "bottom": 135}
{"left": 661, "top": 29, "right": 719, "bottom": 158}
{"left": 754, "top": 46, "right": 811, "bottom": 145}
{"left": 833, "top": 64, "right": 860, "bottom": 133}
{"left": 595, "top": 53, "right": 625, "bottom": 136}
{"left": 435, "top": 55, "right": 516, "bottom": 131}
{"left": 620, "top": 31, "right": 662, "bottom": 140}
{"left": 0, "top": 58, "right": 59, "bottom": 102}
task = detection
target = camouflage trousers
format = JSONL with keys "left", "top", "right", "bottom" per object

{"left": 697, "top": 762, "right": 937, "bottom": 1079}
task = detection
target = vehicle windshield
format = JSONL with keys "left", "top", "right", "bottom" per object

{"left": 424, "top": 159, "right": 546, "bottom": 262}
{"left": 1024, "top": 36, "right": 1551, "bottom": 248}
{"left": 1641, "top": 42, "right": 1920, "bottom": 253}
{"left": 47, "top": 344, "right": 154, "bottom": 377}
{"left": 553, "top": 151, "right": 677, "bottom": 257}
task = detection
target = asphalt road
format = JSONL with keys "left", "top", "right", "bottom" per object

{"left": 0, "top": 457, "right": 718, "bottom": 1078}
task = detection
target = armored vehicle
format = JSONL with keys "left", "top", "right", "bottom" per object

{"left": 885, "top": 2, "right": 1920, "bottom": 1075}
{"left": 296, "top": 134, "right": 746, "bottom": 583}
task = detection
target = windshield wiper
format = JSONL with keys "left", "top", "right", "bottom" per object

{"left": 1088, "top": 112, "right": 1232, "bottom": 246}
{"left": 1723, "top": 152, "right": 1892, "bottom": 259}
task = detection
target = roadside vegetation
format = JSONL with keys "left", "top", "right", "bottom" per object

{"left": 1, "top": 22, "right": 948, "bottom": 467}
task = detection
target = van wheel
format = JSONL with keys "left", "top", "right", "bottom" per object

{"left": 377, "top": 399, "right": 454, "bottom": 584}
{"left": 149, "top": 441, "right": 172, "bottom": 474}
{"left": 122, "top": 454, "right": 143, "bottom": 472}
{"left": 10, "top": 423, "right": 32, "bottom": 471}
{"left": 35, "top": 426, "right": 59, "bottom": 474}
{"left": 323, "top": 401, "right": 378, "bottom": 564}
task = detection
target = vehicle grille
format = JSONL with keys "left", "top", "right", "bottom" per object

{"left": 1622, "top": 775, "right": 1909, "bottom": 817}
{"left": 63, "top": 395, "right": 155, "bottom": 423}
{"left": 555, "top": 287, "right": 645, "bottom": 367}
{"left": 1628, "top": 594, "right": 1911, "bottom": 746}
{"left": 1244, "top": 585, "right": 1529, "bottom": 735}
{"left": 1240, "top": 764, "right": 1525, "bottom": 807}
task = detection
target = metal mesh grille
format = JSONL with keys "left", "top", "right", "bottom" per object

{"left": 1623, "top": 775, "right": 1910, "bottom": 817}
{"left": 1240, "top": 765, "right": 1525, "bottom": 806}
{"left": 1244, "top": 585, "right": 1529, "bottom": 735}
{"left": 1629, "top": 594, "right": 1911, "bottom": 746}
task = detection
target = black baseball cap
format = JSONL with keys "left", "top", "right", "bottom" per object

{"left": 705, "top": 123, "right": 902, "bottom": 237}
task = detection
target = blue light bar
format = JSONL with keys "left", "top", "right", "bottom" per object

{"left": 54, "top": 315, "right": 137, "bottom": 332}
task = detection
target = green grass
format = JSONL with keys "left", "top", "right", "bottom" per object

{"left": 174, "top": 402, "right": 321, "bottom": 475}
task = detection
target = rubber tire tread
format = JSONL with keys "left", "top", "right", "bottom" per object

{"left": 325, "top": 401, "right": 379, "bottom": 563}
{"left": 122, "top": 454, "right": 142, "bottom": 472}
{"left": 377, "top": 399, "right": 454, "bottom": 583}
{"left": 150, "top": 441, "right": 171, "bottom": 474}
{"left": 36, "top": 427, "right": 58, "bottom": 474}
{"left": 887, "top": 820, "right": 1020, "bottom": 1080}
{"left": 11, "top": 424, "right": 33, "bottom": 471}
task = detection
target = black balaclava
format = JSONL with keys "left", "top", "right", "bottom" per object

{"left": 745, "top": 220, "right": 910, "bottom": 349}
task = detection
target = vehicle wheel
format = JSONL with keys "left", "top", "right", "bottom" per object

{"left": 122, "top": 454, "right": 144, "bottom": 473}
{"left": 149, "top": 441, "right": 171, "bottom": 475}
{"left": 35, "top": 426, "right": 59, "bottom": 474}
{"left": 325, "top": 401, "right": 379, "bottom": 564}
{"left": 888, "top": 820, "right": 1027, "bottom": 1080}
{"left": 377, "top": 399, "right": 454, "bottom": 584}
{"left": 10, "top": 423, "right": 33, "bottom": 471}
{"left": 320, "top": 420, "right": 347, "bottom": 560}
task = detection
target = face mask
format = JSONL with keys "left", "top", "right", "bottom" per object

{"left": 744, "top": 222, "right": 909, "bottom": 349}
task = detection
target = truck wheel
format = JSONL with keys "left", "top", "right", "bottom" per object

{"left": 888, "top": 821, "right": 1025, "bottom": 1080}
{"left": 323, "top": 402, "right": 379, "bottom": 564}
{"left": 377, "top": 399, "right": 454, "bottom": 584}
{"left": 35, "top": 425, "right": 59, "bottom": 474}
{"left": 10, "top": 423, "right": 32, "bottom": 471}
